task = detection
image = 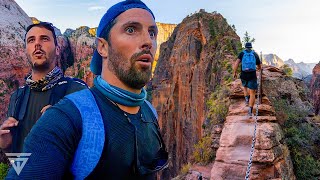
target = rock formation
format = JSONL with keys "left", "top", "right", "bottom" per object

{"left": 262, "top": 54, "right": 284, "bottom": 68}
{"left": 151, "top": 11, "right": 241, "bottom": 178}
{"left": 0, "top": 0, "right": 32, "bottom": 120}
{"left": 61, "top": 26, "right": 96, "bottom": 87}
{"left": 174, "top": 65, "right": 313, "bottom": 179}
{"left": 153, "top": 22, "right": 176, "bottom": 71}
{"left": 261, "top": 54, "right": 316, "bottom": 79}
{"left": 311, "top": 62, "right": 320, "bottom": 115}
{"left": 262, "top": 65, "right": 313, "bottom": 116}
{"left": 211, "top": 76, "right": 295, "bottom": 179}
{"left": 284, "top": 59, "right": 316, "bottom": 79}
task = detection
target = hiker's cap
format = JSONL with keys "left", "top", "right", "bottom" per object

{"left": 245, "top": 42, "right": 252, "bottom": 48}
{"left": 90, "top": 0, "right": 155, "bottom": 75}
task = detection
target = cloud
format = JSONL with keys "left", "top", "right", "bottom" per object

{"left": 88, "top": 6, "right": 105, "bottom": 11}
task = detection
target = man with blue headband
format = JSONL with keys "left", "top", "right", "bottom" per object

{"left": 6, "top": 0, "right": 168, "bottom": 179}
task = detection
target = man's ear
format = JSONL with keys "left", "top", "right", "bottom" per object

{"left": 55, "top": 46, "right": 60, "bottom": 56}
{"left": 97, "top": 37, "right": 109, "bottom": 58}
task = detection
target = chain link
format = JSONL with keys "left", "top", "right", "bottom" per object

{"left": 245, "top": 72, "right": 260, "bottom": 180}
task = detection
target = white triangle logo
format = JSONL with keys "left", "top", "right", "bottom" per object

{"left": 5, "top": 153, "right": 31, "bottom": 175}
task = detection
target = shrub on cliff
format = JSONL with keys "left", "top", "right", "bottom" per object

{"left": 281, "top": 64, "right": 293, "bottom": 77}
{"left": 273, "top": 99, "right": 320, "bottom": 179}
{"left": 192, "top": 136, "right": 214, "bottom": 164}
{"left": 207, "top": 85, "right": 230, "bottom": 126}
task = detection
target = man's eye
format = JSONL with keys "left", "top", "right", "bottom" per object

{"left": 43, "top": 37, "right": 49, "bottom": 41}
{"left": 27, "top": 39, "right": 34, "bottom": 43}
{"left": 125, "top": 27, "right": 135, "bottom": 34}
{"left": 149, "top": 31, "right": 156, "bottom": 37}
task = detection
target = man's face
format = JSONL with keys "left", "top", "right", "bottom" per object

{"left": 25, "top": 26, "right": 58, "bottom": 72}
{"left": 107, "top": 8, "right": 158, "bottom": 89}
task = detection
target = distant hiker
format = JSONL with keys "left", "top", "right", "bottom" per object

{"left": 233, "top": 42, "right": 261, "bottom": 116}
{"left": 0, "top": 22, "right": 87, "bottom": 153}
{"left": 6, "top": 0, "right": 168, "bottom": 179}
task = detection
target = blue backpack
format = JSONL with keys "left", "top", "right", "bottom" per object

{"left": 66, "top": 89, "right": 160, "bottom": 180}
{"left": 241, "top": 50, "right": 256, "bottom": 72}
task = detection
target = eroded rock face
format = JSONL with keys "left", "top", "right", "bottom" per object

{"left": 151, "top": 11, "right": 240, "bottom": 178}
{"left": 61, "top": 26, "right": 96, "bottom": 87}
{"left": 261, "top": 66, "right": 313, "bottom": 115}
{"left": 210, "top": 79, "right": 295, "bottom": 180}
{"left": 0, "top": 0, "right": 32, "bottom": 120}
{"left": 153, "top": 22, "right": 176, "bottom": 71}
{"left": 311, "top": 62, "right": 320, "bottom": 115}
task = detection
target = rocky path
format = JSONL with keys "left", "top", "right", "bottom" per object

{"left": 210, "top": 80, "right": 295, "bottom": 180}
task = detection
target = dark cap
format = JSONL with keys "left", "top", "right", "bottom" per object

{"left": 90, "top": 0, "right": 155, "bottom": 75}
{"left": 245, "top": 42, "right": 252, "bottom": 48}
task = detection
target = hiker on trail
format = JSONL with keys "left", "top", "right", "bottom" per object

{"left": 6, "top": 0, "right": 168, "bottom": 179}
{"left": 233, "top": 42, "right": 261, "bottom": 116}
{"left": 0, "top": 22, "right": 87, "bottom": 153}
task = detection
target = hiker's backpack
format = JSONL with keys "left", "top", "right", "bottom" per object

{"left": 7, "top": 77, "right": 87, "bottom": 152}
{"left": 7, "top": 77, "right": 87, "bottom": 121}
{"left": 66, "top": 89, "right": 164, "bottom": 180}
{"left": 241, "top": 50, "right": 256, "bottom": 72}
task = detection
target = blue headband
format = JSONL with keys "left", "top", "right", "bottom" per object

{"left": 90, "top": 0, "right": 155, "bottom": 75}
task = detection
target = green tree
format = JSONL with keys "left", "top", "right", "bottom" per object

{"left": 231, "top": 24, "right": 236, "bottom": 32}
{"left": 281, "top": 64, "right": 293, "bottom": 76}
{"left": 243, "top": 31, "right": 255, "bottom": 44}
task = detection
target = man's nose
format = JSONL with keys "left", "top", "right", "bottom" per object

{"left": 141, "top": 31, "right": 153, "bottom": 50}
{"left": 35, "top": 43, "right": 41, "bottom": 50}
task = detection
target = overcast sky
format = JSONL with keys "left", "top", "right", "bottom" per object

{"left": 15, "top": 0, "right": 320, "bottom": 63}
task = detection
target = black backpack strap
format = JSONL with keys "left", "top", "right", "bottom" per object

{"left": 49, "top": 77, "right": 88, "bottom": 105}
{"left": 7, "top": 86, "right": 29, "bottom": 153}
{"left": 49, "top": 77, "right": 70, "bottom": 105}
{"left": 7, "top": 89, "right": 19, "bottom": 118}
{"left": 142, "top": 100, "right": 169, "bottom": 172}
{"left": 7, "top": 86, "right": 30, "bottom": 121}
{"left": 18, "top": 87, "right": 30, "bottom": 121}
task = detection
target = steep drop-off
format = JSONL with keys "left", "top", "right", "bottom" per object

{"left": 151, "top": 10, "right": 241, "bottom": 178}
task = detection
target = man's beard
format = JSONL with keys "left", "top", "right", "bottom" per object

{"left": 28, "top": 58, "right": 51, "bottom": 72}
{"left": 27, "top": 51, "right": 55, "bottom": 72}
{"left": 108, "top": 47, "right": 152, "bottom": 90}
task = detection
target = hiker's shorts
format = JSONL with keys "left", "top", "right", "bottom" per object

{"left": 241, "top": 79, "right": 258, "bottom": 90}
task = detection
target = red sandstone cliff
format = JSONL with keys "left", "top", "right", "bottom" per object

{"left": 60, "top": 26, "right": 96, "bottom": 87}
{"left": 311, "top": 62, "right": 320, "bottom": 115}
{"left": 151, "top": 10, "right": 241, "bottom": 178}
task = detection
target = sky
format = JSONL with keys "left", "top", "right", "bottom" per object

{"left": 15, "top": 0, "right": 320, "bottom": 64}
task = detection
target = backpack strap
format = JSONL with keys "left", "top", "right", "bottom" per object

{"left": 18, "top": 87, "right": 30, "bottom": 121}
{"left": 49, "top": 77, "right": 70, "bottom": 104}
{"left": 242, "top": 49, "right": 253, "bottom": 55}
{"left": 7, "top": 86, "right": 29, "bottom": 152}
{"left": 144, "top": 100, "right": 158, "bottom": 119}
{"left": 66, "top": 89, "right": 105, "bottom": 180}
{"left": 49, "top": 77, "right": 88, "bottom": 105}
{"left": 7, "top": 86, "right": 30, "bottom": 121}
{"left": 143, "top": 100, "right": 169, "bottom": 171}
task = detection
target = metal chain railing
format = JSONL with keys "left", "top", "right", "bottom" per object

{"left": 245, "top": 69, "right": 261, "bottom": 180}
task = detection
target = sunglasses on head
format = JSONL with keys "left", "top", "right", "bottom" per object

{"left": 25, "top": 22, "right": 54, "bottom": 33}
